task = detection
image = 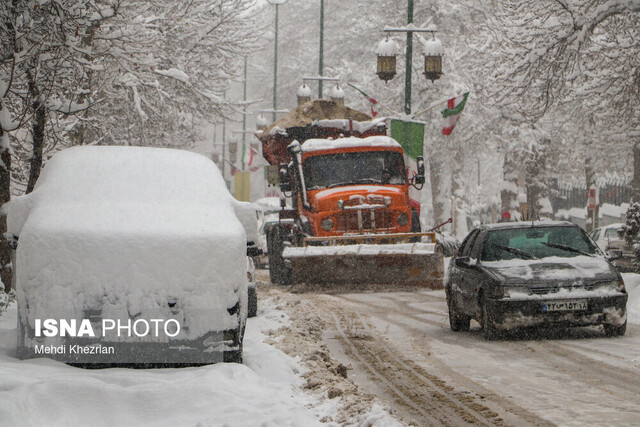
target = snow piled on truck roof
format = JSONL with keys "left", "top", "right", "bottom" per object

{"left": 300, "top": 135, "right": 401, "bottom": 152}
{"left": 9, "top": 146, "right": 247, "bottom": 337}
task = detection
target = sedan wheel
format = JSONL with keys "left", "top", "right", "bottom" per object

{"left": 603, "top": 321, "right": 626, "bottom": 337}
{"left": 482, "top": 299, "right": 499, "bottom": 340}
{"left": 447, "top": 294, "right": 470, "bottom": 332}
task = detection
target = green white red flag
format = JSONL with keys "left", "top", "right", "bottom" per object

{"left": 242, "top": 143, "right": 254, "bottom": 168}
{"left": 441, "top": 92, "right": 469, "bottom": 135}
{"left": 347, "top": 83, "right": 379, "bottom": 118}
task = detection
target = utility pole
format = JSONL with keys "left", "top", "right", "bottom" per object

{"left": 318, "top": 0, "right": 324, "bottom": 99}
{"left": 242, "top": 56, "right": 247, "bottom": 170}
{"left": 273, "top": 4, "right": 279, "bottom": 122}
{"left": 404, "top": 0, "right": 414, "bottom": 115}
{"left": 267, "top": 0, "right": 288, "bottom": 122}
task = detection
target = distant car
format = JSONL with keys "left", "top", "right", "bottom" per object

{"left": 234, "top": 201, "right": 260, "bottom": 318}
{"left": 255, "top": 214, "right": 279, "bottom": 268}
{"left": 446, "top": 221, "right": 628, "bottom": 339}
{"left": 589, "top": 223, "right": 636, "bottom": 272}
{"left": 6, "top": 146, "right": 249, "bottom": 366}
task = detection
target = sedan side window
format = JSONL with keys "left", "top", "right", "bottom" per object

{"left": 458, "top": 230, "right": 480, "bottom": 257}
{"left": 469, "top": 231, "right": 486, "bottom": 259}
{"left": 591, "top": 229, "right": 601, "bottom": 241}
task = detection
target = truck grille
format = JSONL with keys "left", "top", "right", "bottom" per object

{"left": 337, "top": 210, "right": 395, "bottom": 232}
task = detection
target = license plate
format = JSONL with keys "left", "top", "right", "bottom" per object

{"left": 542, "top": 300, "right": 588, "bottom": 312}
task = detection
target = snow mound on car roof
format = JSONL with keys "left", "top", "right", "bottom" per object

{"left": 12, "top": 146, "right": 246, "bottom": 338}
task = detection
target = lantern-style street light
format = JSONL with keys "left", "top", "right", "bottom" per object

{"left": 377, "top": 0, "right": 443, "bottom": 115}
{"left": 375, "top": 35, "right": 400, "bottom": 82}
{"left": 297, "top": 83, "right": 312, "bottom": 106}
{"left": 256, "top": 113, "right": 269, "bottom": 131}
{"left": 422, "top": 35, "right": 443, "bottom": 82}
{"left": 329, "top": 84, "right": 344, "bottom": 105}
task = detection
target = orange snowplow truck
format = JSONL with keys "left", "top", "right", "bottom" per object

{"left": 259, "top": 100, "right": 444, "bottom": 288}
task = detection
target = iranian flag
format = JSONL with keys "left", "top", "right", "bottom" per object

{"left": 441, "top": 92, "right": 469, "bottom": 135}
{"left": 242, "top": 144, "right": 255, "bottom": 168}
{"left": 347, "top": 83, "right": 379, "bottom": 118}
{"left": 242, "top": 143, "right": 265, "bottom": 172}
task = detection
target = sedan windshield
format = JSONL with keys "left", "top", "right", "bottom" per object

{"left": 303, "top": 151, "right": 406, "bottom": 190}
{"left": 482, "top": 226, "right": 599, "bottom": 262}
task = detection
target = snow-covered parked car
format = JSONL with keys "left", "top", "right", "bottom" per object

{"left": 589, "top": 223, "right": 636, "bottom": 272}
{"left": 5, "top": 146, "right": 249, "bottom": 366}
{"left": 446, "top": 221, "right": 628, "bottom": 339}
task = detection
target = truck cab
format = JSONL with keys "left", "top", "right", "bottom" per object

{"left": 285, "top": 136, "right": 416, "bottom": 238}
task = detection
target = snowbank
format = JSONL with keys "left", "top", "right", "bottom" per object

{"left": 622, "top": 273, "right": 640, "bottom": 324}
{"left": 0, "top": 301, "right": 322, "bottom": 427}
{"left": 0, "top": 293, "right": 399, "bottom": 426}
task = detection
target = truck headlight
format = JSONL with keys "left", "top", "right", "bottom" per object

{"left": 321, "top": 218, "right": 334, "bottom": 231}
{"left": 397, "top": 213, "right": 409, "bottom": 227}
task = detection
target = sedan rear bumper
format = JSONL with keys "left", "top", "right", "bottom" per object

{"left": 485, "top": 294, "right": 628, "bottom": 331}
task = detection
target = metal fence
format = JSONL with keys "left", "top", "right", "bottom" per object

{"left": 552, "top": 176, "right": 632, "bottom": 211}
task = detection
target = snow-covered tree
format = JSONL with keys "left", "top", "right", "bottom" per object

{"left": 0, "top": 0, "right": 265, "bottom": 291}
{"left": 1, "top": 0, "right": 102, "bottom": 290}
{"left": 73, "top": 0, "right": 264, "bottom": 148}
{"left": 621, "top": 202, "right": 640, "bottom": 265}
{"left": 487, "top": 0, "right": 640, "bottom": 207}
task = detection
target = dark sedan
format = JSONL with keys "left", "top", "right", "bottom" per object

{"left": 446, "top": 221, "right": 628, "bottom": 339}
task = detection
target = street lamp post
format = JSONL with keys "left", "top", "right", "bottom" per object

{"left": 266, "top": 0, "right": 288, "bottom": 122}
{"left": 318, "top": 0, "right": 324, "bottom": 99}
{"left": 376, "top": 0, "right": 443, "bottom": 115}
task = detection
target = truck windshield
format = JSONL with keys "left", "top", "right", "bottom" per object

{"left": 303, "top": 151, "right": 406, "bottom": 190}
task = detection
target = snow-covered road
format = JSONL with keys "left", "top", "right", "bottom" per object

{"left": 267, "top": 273, "right": 640, "bottom": 426}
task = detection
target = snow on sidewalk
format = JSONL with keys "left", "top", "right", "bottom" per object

{"left": 0, "top": 293, "right": 397, "bottom": 427}
{"left": 622, "top": 272, "right": 640, "bottom": 324}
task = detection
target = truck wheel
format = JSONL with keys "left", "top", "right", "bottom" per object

{"left": 266, "top": 226, "right": 279, "bottom": 284}
{"left": 267, "top": 226, "right": 291, "bottom": 286}
{"left": 410, "top": 210, "right": 421, "bottom": 242}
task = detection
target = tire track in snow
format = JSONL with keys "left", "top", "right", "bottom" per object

{"left": 351, "top": 290, "right": 640, "bottom": 398}
{"left": 522, "top": 339, "right": 640, "bottom": 397}
{"left": 327, "top": 310, "right": 444, "bottom": 426}
{"left": 328, "top": 293, "right": 557, "bottom": 426}
{"left": 352, "top": 312, "right": 502, "bottom": 426}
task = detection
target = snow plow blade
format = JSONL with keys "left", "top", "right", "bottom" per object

{"left": 283, "top": 234, "right": 444, "bottom": 289}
